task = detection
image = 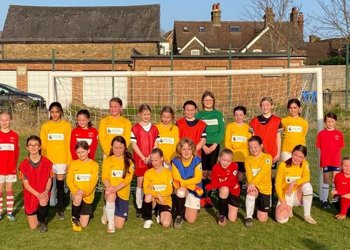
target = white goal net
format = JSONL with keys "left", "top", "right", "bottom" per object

{"left": 49, "top": 68, "right": 324, "bottom": 197}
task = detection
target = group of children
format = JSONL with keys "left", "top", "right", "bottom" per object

{"left": 0, "top": 91, "right": 349, "bottom": 233}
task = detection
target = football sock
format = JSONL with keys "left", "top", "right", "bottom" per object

{"left": 143, "top": 201, "right": 152, "bottom": 220}
{"left": 201, "top": 179, "right": 209, "bottom": 197}
{"left": 105, "top": 201, "right": 115, "bottom": 227}
{"left": 56, "top": 180, "right": 65, "bottom": 212}
{"left": 38, "top": 205, "right": 48, "bottom": 223}
{"left": 176, "top": 196, "right": 186, "bottom": 217}
{"left": 245, "top": 195, "right": 256, "bottom": 219}
{"left": 49, "top": 177, "right": 57, "bottom": 206}
{"left": 322, "top": 183, "right": 329, "bottom": 202}
{"left": 6, "top": 191, "right": 14, "bottom": 215}
{"left": 218, "top": 197, "right": 228, "bottom": 216}
{"left": 302, "top": 183, "right": 313, "bottom": 217}
{"left": 340, "top": 197, "right": 350, "bottom": 215}
{"left": 136, "top": 187, "right": 143, "bottom": 209}
{"left": 72, "top": 204, "right": 81, "bottom": 220}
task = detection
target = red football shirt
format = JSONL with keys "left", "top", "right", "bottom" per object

{"left": 70, "top": 127, "right": 98, "bottom": 160}
{"left": 316, "top": 129, "right": 344, "bottom": 167}
{"left": 207, "top": 162, "right": 240, "bottom": 196}
{"left": 20, "top": 157, "right": 53, "bottom": 214}
{"left": 334, "top": 172, "right": 350, "bottom": 196}
{"left": 131, "top": 123, "right": 159, "bottom": 176}
{"left": 0, "top": 130, "right": 19, "bottom": 175}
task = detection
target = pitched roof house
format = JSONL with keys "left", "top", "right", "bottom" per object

{"left": 1, "top": 4, "right": 161, "bottom": 59}
{"left": 173, "top": 3, "right": 305, "bottom": 56}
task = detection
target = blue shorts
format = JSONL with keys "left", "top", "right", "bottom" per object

{"left": 322, "top": 166, "right": 340, "bottom": 173}
{"left": 115, "top": 197, "right": 129, "bottom": 219}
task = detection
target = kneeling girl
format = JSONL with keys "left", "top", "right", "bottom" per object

{"left": 67, "top": 141, "right": 99, "bottom": 231}
{"left": 142, "top": 148, "right": 173, "bottom": 229}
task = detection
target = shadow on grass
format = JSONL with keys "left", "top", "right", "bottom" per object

{"left": 301, "top": 238, "right": 328, "bottom": 250}
{"left": 13, "top": 192, "right": 24, "bottom": 216}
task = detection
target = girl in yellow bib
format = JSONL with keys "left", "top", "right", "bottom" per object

{"left": 225, "top": 105, "right": 251, "bottom": 185}
{"left": 244, "top": 136, "right": 272, "bottom": 227}
{"left": 143, "top": 148, "right": 173, "bottom": 229}
{"left": 155, "top": 106, "right": 179, "bottom": 168}
{"left": 66, "top": 141, "right": 99, "bottom": 231}
{"left": 281, "top": 99, "right": 308, "bottom": 161}
{"left": 102, "top": 136, "right": 134, "bottom": 233}
{"left": 275, "top": 145, "right": 316, "bottom": 224}
{"left": 40, "top": 102, "right": 71, "bottom": 219}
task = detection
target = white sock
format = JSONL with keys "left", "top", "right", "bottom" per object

{"left": 49, "top": 176, "right": 57, "bottom": 206}
{"left": 105, "top": 201, "right": 115, "bottom": 228}
{"left": 245, "top": 195, "right": 256, "bottom": 219}
{"left": 322, "top": 183, "right": 329, "bottom": 202}
{"left": 136, "top": 187, "right": 143, "bottom": 209}
{"left": 302, "top": 183, "right": 313, "bottom": 217}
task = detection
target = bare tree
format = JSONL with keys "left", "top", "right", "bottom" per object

{"left": 243, "top": 0, "right": 296, "bottom": 23}
{"left": 315, "top": 0, "right": 350, "bottom": 39}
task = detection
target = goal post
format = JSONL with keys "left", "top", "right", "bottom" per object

{"left": 48, "top": 67, "right": 324, "bottom": 198}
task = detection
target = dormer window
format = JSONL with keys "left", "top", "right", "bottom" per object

{"left": 183, "top": 26, "right": 189, "bottom": 32}
{"left": 199, "top": 26, "right": 205, "bottom": 32}
{"left": 229, "top": 26, "right": 240, "bottom": 32}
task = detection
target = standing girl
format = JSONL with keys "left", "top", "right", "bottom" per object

{"left": 172, "top": 138, "right": 203, "bottom": 229}
{"left": 40, "top": 102, "right": 71, "bottom": 219}
{"left": 275, "top": 145, "right": 316, "bottom": 224}
{"left": 196, "top": 91, "right": 225, "bottom": 208}
{"left": 99, "top": 97, "right": 131, "bottom": 224}
{"left": 142, "top": 148, "right": 173, "bottom": 229}
{"left": 0, "top": 111, "right": 19, "bottom": 221}
{"left": 99, "top": 97, "right": 132, "bottom": 156}
{"left": 19, "top": 135, "right": 53, "bottom": 232}
{"left": 177, "top": 100, "right": 206, "bottom": 156}
{"left": 70, "top": 109, "right": 98, "bottom": 160}
{"left": 66, "top": 141, "right": 99, "bottom": 231}
{"left": 206, "top": 148, "right": 240, "bottom": 226}
{"left": 225, "top": 106, "right": 251, "bottom": 186}
{"left": 316, "top": 112, "right": 345, "bottom": 208}
{"left": 131, "top": 104, "right": 159, "bottom": 217}
{"left": 155, "top": 106, "right": 179, "bottom": 168}
{"left": 249, "top": 97, "right": 282, "bottom": 205}
{"left": 281, "top": 99, "right": 308, "bottom": 161}
{"left": 244, "top": 136, "right": 272, "bottom": 227}
{"left": 102, "top": 136, "right": 134, "bottom": 233}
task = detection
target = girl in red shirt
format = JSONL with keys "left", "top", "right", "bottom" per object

{"left": 206, "top": 148, "right": 240, "bottom": 226}
{"left": 0, "top": 111, "right": 19, "bottom": 222}
{"left": 20, "top": 135, "right": 53, "bottom": 232}
{"left": 333, "top": 157, "right": 350, "bottom": 219}
{"left": 131, "top": 104, "right": 159, "bottom": 217}
{"left": 70, "top": 109, "right": 98, "bottom": 160}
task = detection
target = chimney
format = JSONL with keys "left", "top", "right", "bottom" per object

{"left": 264, "top": 7, "right": 275, "bottom": 27}
{"left": 290, "top": 7, "right": 298, "bottom": 25}
{"left": 211, "top": 3, "right": 221, "bottom": 26}
{"left": 309, "top": 35, "right": 320, "bottom": 43}
{"left": 297, "top": 12, "right": 304, "bottom": 31}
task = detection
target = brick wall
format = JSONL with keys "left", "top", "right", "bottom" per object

{"left": 3, "top": 43, "right": 158, "bottom": 60}
{"left": 0, "top": 56, "right": 304, "bottom": 111}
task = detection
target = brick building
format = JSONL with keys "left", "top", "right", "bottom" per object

{"left": 173, "top": 4, "right": 305, "bottom": 56}
{"left": 0, "top": 4, "right": 305, "bottom": 110}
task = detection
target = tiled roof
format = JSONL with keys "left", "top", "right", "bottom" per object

{"left": 2, "top": 4, "right": 160, "bottom": 43}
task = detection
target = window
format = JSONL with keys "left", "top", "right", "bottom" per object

{"left": 183, "top": 26, "right": 189, "bottom": 32}
{"left": 191, "top": 49, "right": 200, "bottom": 56}
{"left": 229, "top": 26, "right": 240, "bottom": 32}
{"left": 199, "top": 26, "right": 205, "bottom": 32}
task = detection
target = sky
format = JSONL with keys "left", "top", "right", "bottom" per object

{"left": 0, "top": 0, "right": 324, "bottom": 37}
